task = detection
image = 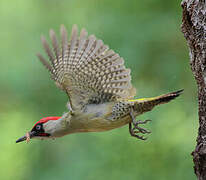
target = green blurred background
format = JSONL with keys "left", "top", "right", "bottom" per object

{"left": 0, "top": 0, "right": 197, "bottom": 179}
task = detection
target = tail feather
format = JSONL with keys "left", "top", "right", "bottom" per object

{"left": 151, "top": 89, "right": 184, "bottom": 105}
{"left": 131, "top": 89, "right": 183, "bottom": 113}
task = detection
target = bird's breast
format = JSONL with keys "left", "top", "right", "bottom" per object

{"left": 66, "top": 103, "right": 132, "bottom": 133}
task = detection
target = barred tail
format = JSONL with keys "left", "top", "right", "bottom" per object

{"left": 130, "top": 89, "right": 183, "bottom": 113}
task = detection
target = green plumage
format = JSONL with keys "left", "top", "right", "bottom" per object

{"left": 36, "top": 25, "right": 183, "bottom": 140}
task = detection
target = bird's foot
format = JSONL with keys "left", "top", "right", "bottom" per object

{"left": 129, "top": 108, "right": 151, "bottom": 140}
{"left": 133, "top": 119, "right": 151, "bottom": 134}
{"left": 129, "top": 120, "right": 151, "bottom": 140}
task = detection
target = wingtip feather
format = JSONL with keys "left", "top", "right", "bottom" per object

{"left": 36, "top": 53, "right": 52, "bottom": 72}
{"left": 60, "top": 24, "right": 67, "bottom": 34}
{"left": 49, "top": 29, "right": 60, "bottom": 59}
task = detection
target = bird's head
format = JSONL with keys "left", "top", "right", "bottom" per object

{"left": 16, "top": 116, "right": 61, "bottom": 143}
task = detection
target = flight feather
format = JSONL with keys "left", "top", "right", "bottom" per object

{"left": 37, "top": 25, "right": 136, "bottom": 111}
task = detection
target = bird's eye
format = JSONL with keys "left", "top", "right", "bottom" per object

{"left": 36, "top": 124, "right": 41, "bottom": 130}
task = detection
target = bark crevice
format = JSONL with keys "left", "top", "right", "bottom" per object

{"left": 181, "top": 0, "right": 206, "bottom": 179}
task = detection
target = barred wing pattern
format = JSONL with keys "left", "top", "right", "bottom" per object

{"left": 37, "top": 25, "right": 136, "bottom": 111}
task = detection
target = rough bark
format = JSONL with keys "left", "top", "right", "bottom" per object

{"left": 181, "top": 0, "right": 206, "bottom": 179}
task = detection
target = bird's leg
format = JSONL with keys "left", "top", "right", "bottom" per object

{"left": 129, "top": 108, "right": 151, "bottom": 140}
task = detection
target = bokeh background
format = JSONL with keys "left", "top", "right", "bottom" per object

{"left": 0, "top": 0, "right": 197, "bottom": 180}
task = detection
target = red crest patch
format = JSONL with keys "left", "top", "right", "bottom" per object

{"left": 33, "top": 116, "right": 61, "bottom": 128}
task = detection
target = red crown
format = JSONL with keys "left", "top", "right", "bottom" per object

{"left": 33, "top": 116, "right": 61, "bottom": 128}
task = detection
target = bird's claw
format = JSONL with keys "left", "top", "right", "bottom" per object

{"left": 129, "top": 123, "right": 148, "bottom": 140}
{"left": 134, "top": 119, "right": 152, "bottom": 125}
{"left": 129, "top": 119, "right": 151, "bottom": 140}
{"left": 133, "top": 119, "right": 151, "bottom": 134}
{"left": 129, "top": 108, "right": 152, "bottom": 140}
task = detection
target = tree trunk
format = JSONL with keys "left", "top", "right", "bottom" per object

{"left": 181, "top": 0, "right": 206, "bottom": 179}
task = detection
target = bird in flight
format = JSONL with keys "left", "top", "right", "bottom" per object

{"left": 16, "top": 25, "right": 183, "bottom": 143}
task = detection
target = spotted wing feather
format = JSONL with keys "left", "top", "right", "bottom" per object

{"left": 37, "top": 25, "right": 136, "bottom": 111}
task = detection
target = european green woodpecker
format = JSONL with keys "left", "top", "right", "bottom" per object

{"left": 16, "top": 25, "right": 183, "bottom": 143}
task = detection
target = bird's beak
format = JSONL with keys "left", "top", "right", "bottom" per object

{"left": 16, "top": 131, "right": 36, "bottom": 143}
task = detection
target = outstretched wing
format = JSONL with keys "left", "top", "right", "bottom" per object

{"left": 37, "top": 25, "right": 136, "bottom": 111}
